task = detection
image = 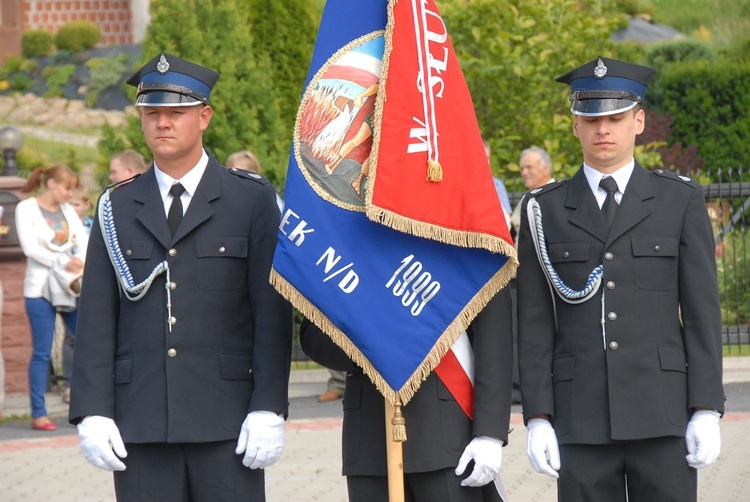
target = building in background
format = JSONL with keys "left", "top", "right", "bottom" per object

{"left": 0, "top": 0, "right": 151, "bottom": 64}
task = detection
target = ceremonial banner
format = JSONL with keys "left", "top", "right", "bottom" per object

{"left": 271, "top": 0, "right": 517, "bottom": 405}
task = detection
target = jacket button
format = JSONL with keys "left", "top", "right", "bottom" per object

{"left": 248, "top": 369, "right": 253, "bottom": 375}
{"left": 126, "top": 249, "right": 132, "bottom": 256}
{"left": 168, "top": 281, "right": 177, "bottom": 291}
{"left": 168, "top": 316, "right": 177, "bottom": 325}
{"left": 605, "top": 252, "right": 614, "bottom": 261}
{"left": 219, "top": 246, "right": 226, "bottom": 253}
{"left": 169, "top": 248, "right": 177, "bottom": 256}
{"left": 654, "top": 245, "right": 661, "bottom": 252}
{"left": 608, "top": 312, "right": 617, "bottom": 321}
{"left": 609, "top": 341, "right": 619, "bottom": 351}
{"left": 607, "top": 281, "right": 615, "bottom": 290}
{"left": 168, "top": 348, "right": 177, "bottom": 357}
{"left": 563, "top": 251, "right": 570, "bottom": 258}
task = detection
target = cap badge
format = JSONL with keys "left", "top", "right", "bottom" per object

{"left": 594, "top": 57, "right": 607, "bottom": 79}
{"left": 157, "top": 54, "right": 170, "bottom": 74}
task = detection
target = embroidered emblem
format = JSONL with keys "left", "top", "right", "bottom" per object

{"left": 594, "top": 57, "right": 607, "bottom": 78}
{"left": 157, "top": 54, "right": 170, "bottom": 74}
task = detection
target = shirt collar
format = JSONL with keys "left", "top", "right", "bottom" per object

{"left": 153, "top": 150, "right": 209, "bottom": 201}
{"left": 583, "top": 159, "right": 635, "bottom": 197}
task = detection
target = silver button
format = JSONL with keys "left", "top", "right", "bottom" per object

{"left": 168, "top": 316, "right": 177, "bottom": 325}
{"left": 605, "top": 252, "right": 614, "bottom": 261}
{"left": 168, "top": 348, "right": 177, "bottom": 357}
{"left": 169, "top": 248, "right": 177, "bottom": 257}
{"left": 219, "top": 246, "right": 226, "bottom": 253}
{"left": 654, "top": 245, "right": 661, "bottom": 252}
{"left": 608, "top": 312, "right": 617, "bottom": 321}
{"left": 248, "top": 369, "right": 253, "bottom": 375}
{"left": 563, "top": 251, "right": 570, "bottom": 258}
{"left": 168, "top": 282, "right": 177, "bottom": 291}
{"left": 607, "top": 281, "right": 615, "bottom": 290}
{"left": 126, "top": 249, "right": 132, "bottom": 256}
{"left": 609, "top": 341, "right": 619, "bottom": 351}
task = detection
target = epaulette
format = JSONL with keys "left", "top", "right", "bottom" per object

{"left": 228, "top": 167, "right": 270, "bottom": 185}
{"left": 527, "top": 179, "right": 567, "bottom": 197}
{"left": 107, "top": 173, "right": 141, "bottom": 191}
{"left": 652, "top": 169, "right": 697, "bottom": 186}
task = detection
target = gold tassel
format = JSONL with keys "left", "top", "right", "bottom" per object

{"left": 391, "top": 396, "right": 407, "bottom": 442}
{"left": 426, "top": 159, "right": 443, "bottom": 182}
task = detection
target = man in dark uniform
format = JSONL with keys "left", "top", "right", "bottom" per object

{"left": 300, "top": 289, "right": 513, "bottom": 502}
{"left": 69, "top": 53, "right": 293, "bottom": 501}
{"left": 517, "top": 56, "right": 724, "bottom": 501}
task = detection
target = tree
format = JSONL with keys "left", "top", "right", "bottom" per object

{"left": 98, "top": 0, "right": 290, "bottom": 189}
{"left": 440, "top": 0, "right": 627, "bottom": 181}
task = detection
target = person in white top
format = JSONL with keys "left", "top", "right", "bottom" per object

{"left": 15, "top": 165, "right": 88, "bottom": 431}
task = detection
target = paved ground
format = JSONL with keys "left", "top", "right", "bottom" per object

{"left": 1, "top": 359, "right": 749, "bottom": 501}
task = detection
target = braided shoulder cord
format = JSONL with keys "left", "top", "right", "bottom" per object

{"left": 98, "top": 188, "right": 170, "bottom": 302}
{"left": 527, "top": 197, "right": 603, "bottom": 304}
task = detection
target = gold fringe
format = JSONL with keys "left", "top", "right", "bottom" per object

{"left": 426, "top": 159, "right": 443, "bottom": 182}
{"left": 391, "top": 396, "right": 407, "bottom": 442}
{"left": 271, "top": 250, "right": 517, "bottom": 408}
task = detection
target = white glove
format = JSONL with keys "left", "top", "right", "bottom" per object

{"left": 235, "top": 411, "right": 285, "bottom": 469}
{"left": 455, "top": 435, "right": 504, "bottom": 487}
{"left": 77, "top": 415, "right": 127, "bottom": 471}
{"left": 526, "top": 418, "right": 560, "bottom": 478}
{"left": 685, "top": 410, "right": 721, "bottom": 469}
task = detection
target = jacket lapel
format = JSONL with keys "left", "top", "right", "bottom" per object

{"left": 172, "top": 159, "right": 221, "bottom": 242}
{"left": 566, "top": 168, "right": 610, "bottom": 243}
{"left": 134, "top": 169, "right": 172, "bottom": 250}
{"left": 605, "top": 162, "right": 654, "bottom": 246}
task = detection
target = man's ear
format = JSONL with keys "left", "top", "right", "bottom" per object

{"left": 200, "top": 106, "right": 213, "bottom": 131}
{"left": 634, "top": 108, "right": 645, "bottom": 136}
{"left": 572, "top": 115, "right": 580, "bottom": 138}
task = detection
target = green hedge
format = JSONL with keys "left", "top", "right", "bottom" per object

{"left": 22, "top": 29, "right": 53, "bottom": 57}
{"left": 54, "top": 21, "right": 101, "bottom": 52}
{"left": 653, "top": 60, "right": 750, "bottom": 169}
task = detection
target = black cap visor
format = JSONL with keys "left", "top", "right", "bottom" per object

{"left": 135, "top": 82, "right": 207, "bottom": 107}
{"left": 571, "top": 98, "right": 639, "bottom": 116}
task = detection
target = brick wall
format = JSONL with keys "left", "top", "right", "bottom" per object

{"left": 23, "top": 0, "right": 134, "bottom": 45}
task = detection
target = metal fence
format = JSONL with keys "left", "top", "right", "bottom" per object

{"left": 291, "top": 166, "right": 750, "bottom": 360}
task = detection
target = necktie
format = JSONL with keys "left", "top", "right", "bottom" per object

{"left": 599, "top": 177, "right": 618, "bottom": 226}
{"left": 167, "top": 183, "right": 186, "bottom": 236}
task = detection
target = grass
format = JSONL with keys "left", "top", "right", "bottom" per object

{"left": 647, "top": 0, "right": 750, "bottom": 47}
{"left": 723, "top": 344, "right": 750, "bottom": 357}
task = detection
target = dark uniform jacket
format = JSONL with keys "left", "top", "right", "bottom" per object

{"left": 69, "top": 156, "right": 293, "bottom": 443}
{"left": 300, "top": 288, "right": 513, "bottom": 476}
{"left": 517, "top": 163, "right": 725, "bottom": 445}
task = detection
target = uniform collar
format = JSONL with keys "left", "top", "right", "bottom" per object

{"left": 153, "top": 150, "right": 209, "bottom": 202}
{"left": 583, "top": 159, "right": 634, "bottom": 199}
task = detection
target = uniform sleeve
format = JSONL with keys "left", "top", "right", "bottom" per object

{"left": 299, "top": 318, "right": 358, "bottom": 373}
{"left": 678, "top": 185, "right": 725, "bottom": 413}
{"left": 68, "top": 205, "right": 120, "bottom": 424}
{"left": 516, "top": 196, "right": 558, "bottom": 424}
{"left": 247, "top": 182, "right": 294, "bottom": 417}
{"left": 471, "top": 286, "right": 514, "bottom": 444}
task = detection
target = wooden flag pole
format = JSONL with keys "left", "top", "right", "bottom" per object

{"left": 385, "top": 397, "right": 406, "bottom": 502}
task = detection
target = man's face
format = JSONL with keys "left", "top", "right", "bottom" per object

{"left": 109, "top": 158, "right": 132, "bottom": 183}
{"left": 573, "top": 108, "right": 645, "bottom": 173}
{"left": 520, "top": 151, "right": 551, "bottom": 189}
{"left": 139, "top": 104, "right": 211, "bottom": 165}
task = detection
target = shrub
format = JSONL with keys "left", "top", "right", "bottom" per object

{"left": 85, "top": 54, "right": 129, "bottom": 107}
{"left": 652, "top": 60, "right": 750, "bottom": 171}
{"left": 643, "top": 38, "right": 716, "bottom": 69}
{"left": 42, "top": 64, "right": 76, "bottom": 87}
{"left": 8, "top": 73, "right": 34, "bottom": 92}
{"left": 2, "top": 55, "right": 23, "bottom": 73}
{"left": 54, "top": 21, "right": 101, "bottom": 52}
{"left": 22, "top": 29, "right": 53, "bottom": 57}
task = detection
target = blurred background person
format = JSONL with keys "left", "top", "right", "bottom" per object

{"left": 69, "top": 185, "right": 94, "bottom": 235}
{"left": 109, "top": 149, "right": 149, "bottom": 184}
{"left": 226, "top": 150, "right": 284, "bottom": 211}
{"left": 16, "top": 165, "right": 88, "bottom": 430}
{"left": 510, "top": 146, "right": 554, "bottom": 242}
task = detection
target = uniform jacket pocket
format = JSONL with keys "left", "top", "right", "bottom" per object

{"left": 631, "top": 236, "right": 678, "bottom": 290}
{"left": 196, "top": 236, "right": 248, "bottom": 290}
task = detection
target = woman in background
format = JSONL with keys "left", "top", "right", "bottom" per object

{"left": 16, "top": 165, "right": 88, "bottom": 431}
